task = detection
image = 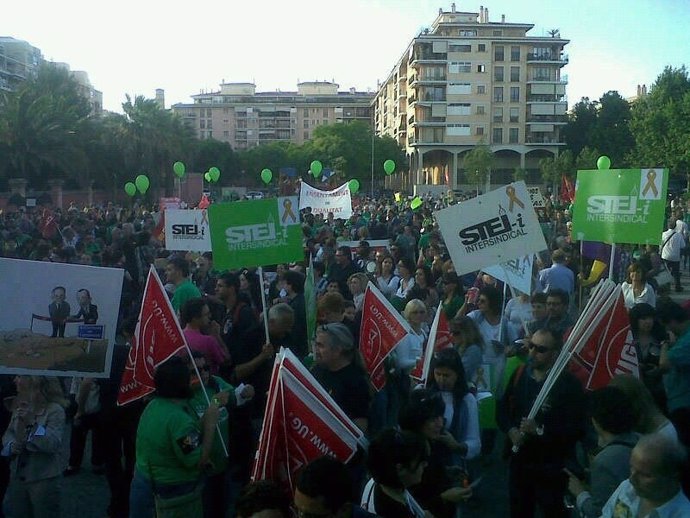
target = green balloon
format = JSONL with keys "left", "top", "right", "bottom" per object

{"left": 410, "top": 197, "right": 423, "bottom": 210}
{"left": 173, "top": 161, "right": 185, "bottom": 177}
{"left": 310, "top": 161, "right": 323, "bottom": 176}
{"left": 209, "top": 167, "right": 221, "bottom": 182}
{"left": 348, "top": 179, "right": 360, "bottom": 194}
{"left": 261, "top": 168, "right": 273, "bottom": 184}
{"left": 135, "top": 174, "right": 150, "bottom": 194}
{"left": 383, "top": 159, "right": 396, "bottom": 175}
{"left": 204, "top": 172, "right": 212, "bottom": 182}
{"left": 124, "top": 182, "right": 136, "bottom": 196}
{"left": 597, "top": 156, "right": 611, "bottom": 170}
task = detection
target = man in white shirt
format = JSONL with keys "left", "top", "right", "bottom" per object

{"left": 661, "top": 218, "right": 686, "bottom": 292}
{"left": 601, "top": 433, "right": 690, "bottom": 518}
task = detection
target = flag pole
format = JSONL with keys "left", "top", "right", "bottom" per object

{"left": 258, "top": 266, "right": 271, "bottom": 340}
{"left": 608, "top": 243, "right": 616, "bottom": 281}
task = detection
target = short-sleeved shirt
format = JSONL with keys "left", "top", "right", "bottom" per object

{"left": 311, "top": 362, "right": 371, "bottom": 421}
{"left": 135, "top": 398, "right": 203, "bottom": 485}
{"left": 171, "top": 280, "right": 202, "bottom": 314}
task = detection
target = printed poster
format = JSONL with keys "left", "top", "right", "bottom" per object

{"left": 483, "top": 254, "right": 534, "bottom": 295}
{"left": 571, "top": 168, "right": 668, "bottom": 245}
{"left": 0, "top": 258, "right": 123, "bottom": 377}
{"left": 299, "top": 182, "right": 353, "bottom": 219}
{"left": 209, "top": 197, "right": 303, "bottom": 270}
{"left": 164, "top": 209, "right": 212, "bottom": 252}
{"left": 435, "top": 181, "right": 547, "bottom": 277}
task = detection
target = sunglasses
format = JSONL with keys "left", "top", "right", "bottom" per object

{"left": 529, "top": 344, "right": 552, "bottom": 354}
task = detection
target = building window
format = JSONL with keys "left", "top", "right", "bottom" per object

{"left": 206, "top": 109, "right": 212, "bottom": 117}
{"left": 510, "top": 87, "right": 520, "bottom": 102}
{"left": 494, "top": 66, "right": 504, "bottom": 82}
{"left": 477, "top": 64, "right": 486, "bottom": 73}
{"left": 477, "top": 105, "right": 485, "bottom": 115}
{"left": 303, "top": 108, "right": 309, "bottom": 117}
{"left": 476, "top": 126, "right": 484, "bottom": 136}
{"left": 448, "top": 103, "right": 472, "bottom": 115}
{"left": 493, "top": 107, "right": 503, "bottom": 123}
{"left": 510, "top": 107, "right": 519, "bottom": 122}
{"left": 223, "top": 130, "right": 229, "bottom": 137}
{"left": 533, "top": 67, "right": 552, "bottom": 81}
{"left": 510, "top": 67, "right": 520, "bottom": 82}
{"left": 478, "top": 43, "right": 486, "bottom": 52}
{"left": 494, "top": 46, "right": 504, "bottom": 61}
{"left": 493, "top": 127, "right": 503, "bottom": 143}
{"left": 493, "top": 87, "right": 504, "bottom": 102}
{"left": 509, "top": 128, "right": 519, "bottom": 143}
{"left": 304, "top": 120, "right": 309, "bottom": 128}
{"left": 477, "top": 85, "right": 486, "bottom": 94}
{"left": 460, "top": 30, "right": 477, "bottom": 36}
{"left": 493, "top": 30, "right": 503, "bottom": 37}
{"left": 323, "top": 108, "right": 328, "bottom": 118}
{"left": 449, "top": 61, "right": 471, "bottom": 73}
{"left": 304, "top": 131, "right": 309, "bottom": 140}
{"left": 200, "top": 120, "right": 206, "bottom": 129}
{"left": 511, "top": 46, "right": 521, "bottom": 61}
{"left": 449, "top": 44, "right": 472, "bottom": 52}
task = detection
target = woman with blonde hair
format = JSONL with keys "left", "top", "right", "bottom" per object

{"left": 3, "top": 376, "right": 68, "bottom": 518}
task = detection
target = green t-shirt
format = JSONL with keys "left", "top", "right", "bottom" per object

{"left": 188, "top": 376, "right": 233, "bottom": 474}
{"left": 172, "top": 280, "right": 202, "bottom": 313}
{"left": 135, "top": 398, "right": 203, "bottom": 485}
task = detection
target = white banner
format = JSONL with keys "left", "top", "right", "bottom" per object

{"left": 435, "top": 181, "right": 547, "bottom": 277}
{"left": 164, "top": 209, "right": 212, "bottom": 252}
{"left": 483, "top": 254, "right": 534, "bottom": 295}
{"left": 299, "top": 182, "right": 353, "bottom": 219}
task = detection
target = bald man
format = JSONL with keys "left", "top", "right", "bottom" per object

{"left": 601, "top": 433, "right": 690, "bottom": 517}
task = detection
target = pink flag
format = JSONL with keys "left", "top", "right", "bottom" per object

{"left": 359, "top": 283, "right": 412, "bottom": 390}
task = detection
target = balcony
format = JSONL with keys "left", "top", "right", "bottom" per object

{"left": 526, "top": 114, "right": 568, "bottom": 124}
{"left": 527, "top": 95, "right": 567, "bottom": 103}
{"left": 410, "top": 53, "right": 448, "bottom": 67}
{"left": 525, "top": 136, "right": 566, "bottom": 145}
{"left": 527, "top": 77, "right": 568, "bottom": 85}
{"left": 410, "top": 75, "right": 447, "bottom": 88}
{"left": 527, "top": 53, "right": 569, "bottom": 65}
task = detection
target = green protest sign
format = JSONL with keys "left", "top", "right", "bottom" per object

{"left": 208, "top": 197, "right": 302, "bottom": 270}
{"left": 571, "top": 168, "right": 668, "bottom": 245}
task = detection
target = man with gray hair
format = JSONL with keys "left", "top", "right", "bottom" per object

{"left": 311, "top": 323, "right": 371, "bottom": 433}
{"left": 600, "top": 433, "right": 690, "bottom": 517}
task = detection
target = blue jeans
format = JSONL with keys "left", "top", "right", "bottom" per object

{"left": 129, "top": 470, "right": 155, "bottom": 518}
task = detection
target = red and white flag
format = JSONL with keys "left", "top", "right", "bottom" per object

{"left": 569, "top": 288, "right": 639, "bottom": 390}
{"left": 359, "top": 282, "right": 412, "bottom": 390}
{"left": 118, "top": 266, "right": 187, "bottom": 405}
{"left": 411, "top": 303, "right": 453, "bottom": 384}
{"left": 252, "top": 348, "right": 366, "bottom": 493}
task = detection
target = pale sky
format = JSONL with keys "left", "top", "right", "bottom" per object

{"left": 4, "top": 0, "right": 689, "bottom": 113}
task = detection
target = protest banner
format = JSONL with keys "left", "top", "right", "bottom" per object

{"left": 435, "top": 181, "right": 546, "bottom": 277}
{"left": 299, "top": 182, "right": 353, "bottom": 219}
{"left": 252, "top": 348, "right": 365, "bottom": 492}
{"left": 527, "top": 187, "right": 545, "bottom": 208}
{"left": 164, "top": 209, "right": 212, "bottom": 252}
{"left": 208, "top": 197, "right": 302, "bottom": 270}
{"left": 571, "top": 168, "right": 668, "bottom": 245}
{"left": 411, "top": 303, "right": 452, "bottom": 384}
{"left": 159, "top": 197, "right": 182, "bottom": 211}
{"left": 482, "top": 254, "right": 534, "bottom": 296}
{"left": 340, "top": 240, "right": 390, "bottom": 258}
{"left": 0, "top": 258, "right": 122, "bottom": 378}
{"left": 118, "top": 266, "right": 187, "bottom": 405}
{"left": 359, "top": 282, "right": 412, "bottom": 390}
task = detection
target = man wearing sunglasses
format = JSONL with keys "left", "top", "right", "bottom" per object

{"left": 497, "top": 328, "right": 586, "bottom": 518}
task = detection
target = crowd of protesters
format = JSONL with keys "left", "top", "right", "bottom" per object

{"left": 0, "top": 188, "right": 689, "bottom": 518}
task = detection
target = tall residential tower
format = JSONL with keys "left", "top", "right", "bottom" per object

{"left": 373, "top": 5, "right": 568, "bottom": 191}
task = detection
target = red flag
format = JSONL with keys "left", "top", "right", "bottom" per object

{"left": 252, "top": 349, "right": 364, "bottom": 494}
{"left": 198, "top": 193, "right": 211, "bottom": 209}
{"left": 561, "top": 175, "right": 575, "bottom": 204}
{"left": 568, "top": 291, "right": 639, "bottom": 390}
{"left": 359, "top": 283, "right": 412, "bottom": 391}
{"left": 411, "top": 303, "right": 453, "bottom": 383}
{"left": 117, "top": 266, "right": 187, "bottom": 405}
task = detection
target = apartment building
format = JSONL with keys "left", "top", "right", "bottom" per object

{"left": 373, "top": 4, "right": 569, "bottom": 190}
{"left": 0, "top": 37, "right": 42, "bottom": 92}
{"left": 172, "top": 81, "right": 373, "bottom": 149}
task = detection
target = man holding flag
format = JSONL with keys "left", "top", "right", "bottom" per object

{"left": 497, "top": 328, "right": 586, "bottom": 518}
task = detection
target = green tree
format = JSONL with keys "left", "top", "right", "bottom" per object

{"left": 576, "top": 146, "right": 601, "bottom": 170}
{"left": 190, "top": 139, "right": 240, "bottom": 185}
{"left": 0, "top": 64, "right": 92, "bottom": 187}
{"left": 513, "top": 167, "right": 527, "bottom": 182}
{"left": 463, "top": 145, "right": 494, "bottom": 194}
{"left": 539, "top": 150, "right": 573, "bottom": 193}
{"left": 562, "top": 97, "right": 597, "bottom": 158}
{"left": 629, "top": 66, "right": 690, "bottom": 184}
